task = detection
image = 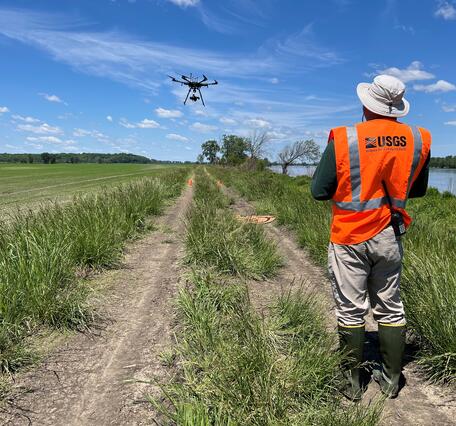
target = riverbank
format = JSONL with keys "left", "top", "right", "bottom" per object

{"left": 269, "top": 165, "right": 456, "bottom": 196}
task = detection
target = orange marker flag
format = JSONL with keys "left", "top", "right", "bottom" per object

{"left": 188, "top": 178, "right": 193, "bottom": 187}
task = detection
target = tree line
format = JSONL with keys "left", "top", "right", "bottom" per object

{"left": 430, "top": 156, "right": 456, "bottom": 169}
{"left": 0, "top": 152, "right": 156, "bottom": 164}
{"left": 198, "top": 132, "right": 320, "bottom": 174}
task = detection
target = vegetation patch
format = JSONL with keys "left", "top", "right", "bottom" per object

{"left": 211, "top": 167, "right": 456, "bottom": 385}
{"left": 155, "top": 170, "right": 381, "bottom": 425}
{"left": 0, "top": 168, "right": 189, "bottom": 373}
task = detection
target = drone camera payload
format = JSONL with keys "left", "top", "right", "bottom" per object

{"left": 168, "top": 73, "right": 218, "bottom": 107}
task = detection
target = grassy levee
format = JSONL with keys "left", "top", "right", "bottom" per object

{"left": 210, "top": 167, "right": 456, "bottom": 385}
{"left": 155, "top": 169, "right": 381, "bottom": 425}
{"left": 0, "top": 168, "right": 189, "bottom": 373}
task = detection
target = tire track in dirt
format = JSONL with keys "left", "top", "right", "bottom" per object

{"left": 0, "top": 184, "right": 193, "bottom": 426}
{"left": 222, "top": 184, "right": 455, "bottom": 426}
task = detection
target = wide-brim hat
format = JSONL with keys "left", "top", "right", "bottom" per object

{"left": 357, "top": 74, "right": 410, "bottom": 118}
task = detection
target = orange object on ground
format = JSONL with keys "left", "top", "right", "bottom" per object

{"left": 236, "top": 215, "right": 276, "bottom": 224}
{"left": 330, "top": 120, "right": 431, "bottom": 245}
{"left": 187, "top": 178, "right": 193, "bottom": 187}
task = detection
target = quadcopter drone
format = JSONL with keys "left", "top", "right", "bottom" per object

{"left": 168, "top": 73, "right": 218, "bottom": 106}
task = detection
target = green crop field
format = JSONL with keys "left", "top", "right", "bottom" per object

{"left": 0, "top": 163, "right": 185, "bottom": 215}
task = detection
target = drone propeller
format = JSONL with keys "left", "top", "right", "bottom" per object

{"left": 168, "top": 75, "right": 186, "bottom": 85}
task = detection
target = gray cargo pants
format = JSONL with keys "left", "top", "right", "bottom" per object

{"left": 328, "top": 225, "right": 406, "bottom": 326}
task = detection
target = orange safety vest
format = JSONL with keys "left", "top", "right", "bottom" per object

{"left": 330, "top": 119, "right": 431, "bottom": 245}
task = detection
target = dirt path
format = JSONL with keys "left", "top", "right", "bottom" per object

{"left": 0, "top": 185, "right": 192, "bottom": 426}
{"left": 223, "top": 185, "right": 456, "bottom": 426}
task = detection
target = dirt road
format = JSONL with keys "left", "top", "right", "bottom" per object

{"left": 224, "top": 186, "right": 456, "bottom": 426}
{"left": 1, "top": 185, "right": 192, "bottom": 425}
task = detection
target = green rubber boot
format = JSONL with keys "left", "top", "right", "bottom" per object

{"left": 373, "top": 324, "right": 406, "bottom": 398}
{"left": 338, "top": 324, "right": 365, "bottom": 402}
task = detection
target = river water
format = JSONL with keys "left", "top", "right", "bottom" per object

{"left": 269, "top": 166, "right": 456, "bottom": 195}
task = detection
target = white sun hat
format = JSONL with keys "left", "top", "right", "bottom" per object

{"left": 357, "top": 74, "right": 410, "bottom": 117}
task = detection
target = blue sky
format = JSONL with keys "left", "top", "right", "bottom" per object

{"left": 0, "top": 0, "right": 456, "bottom": 161}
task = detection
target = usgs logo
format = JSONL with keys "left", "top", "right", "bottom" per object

{"left": 365, "top": 136, "right": 407, "bottom": 149}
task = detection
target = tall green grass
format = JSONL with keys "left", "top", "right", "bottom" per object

{"left": 155, "top": 171, "right": 381, "bottom": 425}
{"left": 185, "top": 172, "right": 282, "bottom": 279}
{"left": 210, "top": 167, "right": 456, "bottom": 385}
{"left": 0, "top": 169, "right": 189, "bottom": 372}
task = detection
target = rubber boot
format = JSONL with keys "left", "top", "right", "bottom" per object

{"left": 338, "top": 324, "right": 365, "bottom": 402}
{"left": 373, "top": 324, "right": 406, "bottom": 398}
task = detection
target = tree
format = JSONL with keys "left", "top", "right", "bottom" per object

{"left": 41, "top": 152, "right": 51, "bottom": 164}
{"left": 196, "top": 153, "right": 204, "bottom": 164}
{"left": 278, "top": 139, "right": 320, "bottom": 175}
{"left": 221, "top": 134, "right": 248, "bottom": 165}
{"left": 246, "top": 130, "right": 270, "bottom": 160}
{"left": 201, "top": 140, "right": 220, "bottom": 164}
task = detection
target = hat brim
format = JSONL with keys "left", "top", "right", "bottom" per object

{"left": 357, "top": 82, "right": 410, "bottom": 118}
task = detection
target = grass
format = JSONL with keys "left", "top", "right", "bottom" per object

{"left": 0, "top": 163, "right": 186, "bottom": 215}
{"left": 185, "top": 172, "right": 282, "bottom": 279}
{"left": 0, "top": 167, "right": 189, "bottom": 373}
{"left": 210, "top": 167, "right": 456, "bottom": 385}
{"left": 154, "top": 170, "right": 381, "bottom": 425}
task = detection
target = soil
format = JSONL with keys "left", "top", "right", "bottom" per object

{"left": 224, "top": 185, "right": 456, "bottom": 426}
{"left": 0, "top": 185, "right": 193, "bottom": 426}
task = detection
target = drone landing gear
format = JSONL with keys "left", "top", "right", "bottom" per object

{"left": 184, "top": 88, "right": 206, "bottom": 106}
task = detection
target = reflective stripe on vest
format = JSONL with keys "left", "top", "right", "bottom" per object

{"left": 334, "top": 125, "right": 423, "bottom": 212}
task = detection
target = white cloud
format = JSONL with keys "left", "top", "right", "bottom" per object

{"left": 167, "top": 0, "right": 200, "bottom": 7}
{"left": 17, "top": 122, "right": 62, "bottom": 134}
{"left": 442, "top": 104, "right": 456, "bottom": 112}
{"left": 435, "top": 1, "right": 456, "bottom": 20}
{"left": 444, "top": 121, "right": 456, "bottom": 126}
{"left": 12, "top": 114, "right": 40, "bottom": 123}
{"left": 137, "top": 118, "right": 160, "bottom": 128}
{"left": 27, "top": 136, "right": 61, "bottom": 143}
{"left": 0, "top": 8, "right": 341, "bottom": 94}
{"left": 414, "top": 80, "right": 456, "bottom": 93}
{"left": 26, "top": 136, "right": 76, "bottom": 146}
{"left": 0, "top": 106, "right": 9, "bottom": 113}
{"left": 166, "top": 133, "right": 189, "bottom": 142}
{"left": 376, "top": 61, "right": 435, "bottom": 83}
{"left": 120, "top": 118, "right": 160, "bottom": 129}
{"left": 245, "top": 118, "right": 271, "bottom": 128}
{"left": 272, "top": 24, "right": 343, "bottom": 66}
{"left": 219, "top": 117, "right": 237, "bottom": 125}
{"left": 155, "top": 107, "right": 183, "bottom": 118}
{"left": 106, "top": 115, "right": 113, "bottom": 122}
{"left": 270, "top": 78, "right": 280, "bottom": 84}
{"left": 267, "top": 130, "right": 288, "bottom": 140}
{"left": 194, "top": 109, "right": 208, "bottom": 117}
{"left": 39, "top": 93, "right": 65, "bottom": 104}
{"left": 190, "top": 122, "right": 218, "bottom": 133}
{"left": 73, "top": 128, "right": 109, "bottom": 140}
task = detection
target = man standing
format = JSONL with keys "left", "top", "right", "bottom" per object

{"left": 311, "top": 75, "right": 431, "bottom": 400}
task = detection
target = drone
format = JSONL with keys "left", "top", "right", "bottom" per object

{"left": 168, "top": 73, "right": 218, "bottom": 107}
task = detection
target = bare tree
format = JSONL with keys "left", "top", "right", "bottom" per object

{"left": 278, "top": 139, "right": 320, "bottom": 175}
{"left": 246, "top": 130, "right": 270, "bottom": 159}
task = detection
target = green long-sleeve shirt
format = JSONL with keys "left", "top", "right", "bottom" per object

{"left": 311, "top": 139, "right": 430, "bottom": 201}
